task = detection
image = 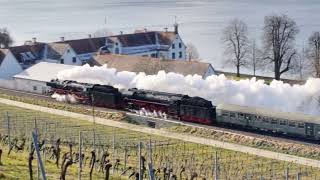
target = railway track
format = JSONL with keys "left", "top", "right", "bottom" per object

{"left": 0, "top": 86, "right": 319, "bottom": 148}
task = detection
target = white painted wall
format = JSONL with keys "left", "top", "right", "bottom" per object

{"left": 14, "top": 78, "right": 48, "bottom": 94}
{"left": 60, "top": 48, "right": 82, "bottom": 65}
{"left": 168, "top": 34, "right": 187, "bottom": 61}
{"left": 203, "top": 64, "right": 216, "bottom": 78}
{"left": 0, "top": 51, "right": 23, "bottom": 79}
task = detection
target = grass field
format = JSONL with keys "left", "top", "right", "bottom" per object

{"left": 0, "top": 103, "right": 320, "bottom": 179}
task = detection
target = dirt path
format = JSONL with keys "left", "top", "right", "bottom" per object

{"left": 1, "top": 98, "right": 320, "bottom": 168}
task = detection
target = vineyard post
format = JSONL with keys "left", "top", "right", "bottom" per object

{"left": 124, "top": 145, "right": 128, "bottom": 170}
{"left": 112, "top": 128, "right": 115, "bottom": 174}
{"left": 32, "top": 130, "right": 47, "bottom": 180}
{"left": 214, "top": 151, "right": 218, "bottom": 180}
{"left": 297, "top": 172, "right": 301, "bottom": 180}
{"left": 285, "top": 167, "right": 289, "bottom": 180}
{"left": 91, "top": 93, "right": 96, "bottom": 152}
{"left": 43, "top": 121, "right": 47, "bottom": 162}
{"left": 6, "top": 112, "right": 10, "bottom": 151}
{"left": 148, "top": 139, "right": 155, "bottom": 180}
{"left": 78, "top": 131, "right": 83, "bottom": 180}
{"left": 138, "top": 141, "right": 143, "bottom": 180}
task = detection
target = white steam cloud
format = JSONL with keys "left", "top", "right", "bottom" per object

{"left": 57, "top": 64, "right": 320, "bottom": 116}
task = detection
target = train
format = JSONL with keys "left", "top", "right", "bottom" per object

{"left": 46, "top": 79, "right": 320, "bottom": 141}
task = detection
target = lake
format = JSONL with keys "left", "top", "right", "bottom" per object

{"left": 0, "top": 0, "right": 319, "bottom": 70}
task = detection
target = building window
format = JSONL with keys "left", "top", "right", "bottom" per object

{"left": 72, "top": 57, "right": 76, "bottom": 63}
{"left": 33, "top": 86, "right": 37, "bottom": 91}
{"left": 151, "top": 53, "right": 156, "bottom": 58}
{"left": 67, "top": 49, "right": 70, "bottom": 53}
{"left": 172, "top": 52, "right": 176, "bottom": 59}
{"left": 179, "top": 52, "right": 182, "bottom": 58}
{"left": 179, "top": 43, "right": 182, "bottom": 48}
{"left": 172, "top": 44, "right": 175, "bottom": 49}
{"left": 115, "top": 48, "right": 120, "bottom": 54}
{"left": 60, "top": 59, "right": 64, "bottom": 64}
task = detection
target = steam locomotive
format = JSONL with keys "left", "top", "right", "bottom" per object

{"left": 47, "top": 79, "right": 320, "bottom": 141}
{"left": 47, "top": 79, "right": 216, "bottom": 125}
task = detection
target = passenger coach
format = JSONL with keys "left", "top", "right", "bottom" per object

{"left": 216, "top": 104, "right": 320, "bottom": 140}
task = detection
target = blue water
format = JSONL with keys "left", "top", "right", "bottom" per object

{"left": 0, "top": 0, "right": 319, "bottom": 69}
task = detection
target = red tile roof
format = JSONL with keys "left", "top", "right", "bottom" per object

{"left": 90, "top": 54, "right": 211, "bottom": 77}
{"left": 56, "top": 37, "right": 106, "bottom": 54}
{"left": 9, "top": 43, "right": 45, "bottom": 63}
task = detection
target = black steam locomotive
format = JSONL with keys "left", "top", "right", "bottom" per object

{"left": 47, "top": 79, "right": 216, "bottom": 125}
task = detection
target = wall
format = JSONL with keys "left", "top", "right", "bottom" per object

{"left": 0, "top": 78, "right": 17, "bottom": 89}
{"left": 168, "top": 34, "right": 187, "bottom": 60}
{"left": 0, "top": 51, "right": 23, "bottom": 79}
{"left": 203, "top": 64, "right": 216, "bottom": 78}
{"left": 60, "top": 48, "right": 82, "bottom": 65}
{"left": 14, "top": 78, "right": 48, "bottom": 94}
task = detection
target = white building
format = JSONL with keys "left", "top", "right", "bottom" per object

{"left": 106, "top": 24, "right": 187, "bottom": 60}
{"left": 13, "top": 62, "right": 76, "bottom": 94}
{"left": 0, "top": 49, "right": 23, "bottom": 79}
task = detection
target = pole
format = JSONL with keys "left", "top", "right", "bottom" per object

{"left": 32, "top": 130, "right": 47, "bottom": 180}
{"left": 214, "top": 151, "right": 218, "bottom": 180}
{"left": 112, "top": 128, "right": 115, "bottom": 174}
{"left": 6, "top": 112, "right": 10, "bottom": 151}
{"left": 148, "top": 139, "right": 155, "bottom": 180}
{"left": 138, "top": 142, "right": 142, "bottom": 180}
{"left": 43, "top": 122, "right": 47, "bottom": 163}
{"left": 91, "top": 93, "right": 96, "bottom": 152}
{"left": 78, "top": 131, "right": 83, "bottom": 180}
{"left": 286, "top": 167, "right": 289, "bottom": 180}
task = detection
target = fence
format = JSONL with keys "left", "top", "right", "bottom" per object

{"left": 0, "top": 107, "right": 319, "bottom": 179}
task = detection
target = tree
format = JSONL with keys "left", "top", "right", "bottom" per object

{"left": 0, "top": 28, "right": 13, "bottom": 48}
{"left": 250, "top": 40, "right": 265, "bottom": 76}
{"left": 306, "top": 32, "right": 320, "bottom": 78}
{"left": 186, "top": 43, "right": 200, "bottom": 60}
{"left": 263, "top": 14, "right": 299, "bottom": 80}
{"left": 222, "top": 19, "right": 250, "bottom": 77}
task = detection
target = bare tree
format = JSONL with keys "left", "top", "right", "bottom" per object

{"left": 263, "top": 14, "right": 299, "bottom": 80}
{"left": 186, "top": 43, "right": 200, "bottom": 61}
{"left": 306, "top": 32, "right": 320, "bottom": 78}
{"left": 222, "top": 19, "right": 250, "bottom": 77}
{"left": 0, "top": 28, "right": 13, "bottom": 48}
{"left": 250, "top": 40, "right": 264, "bottom": 76}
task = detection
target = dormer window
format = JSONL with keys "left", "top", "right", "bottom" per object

{"left": 172, "top": 44, "right": 175, "bottom": 49}
{"left": 115, "top": 42, "right": 119, "bottom": 46}
{"left": 67, "top": 49, "right": 70, "bottom": 53}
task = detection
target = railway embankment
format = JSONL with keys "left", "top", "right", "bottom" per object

{"left": 167, "top": 125, "right": 320, "bottom": 161}
{"left": 1, "top": 97, "right": 320, "bottom": 168}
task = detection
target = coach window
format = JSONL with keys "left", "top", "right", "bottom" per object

{"left": 279, "top": 120, "right": 287, "bottom": 125}
{"left": 230, "top": 113, "right": 236, "bottom": 118}
{"left": 222, "top": 112, "right": 229, "bottom": 117}
{"left": 288, "top": 121, "right": 296, "bottom": 127}
{"left": 271, "top": 119, "right": 278, "bottom": 124}
{"left": 245, "top": 114, "right": 251, "bottom": 120}
{"left": 262, "top": 117, "right": 269, "bottom": 123}
{"left": 298, "top": 122, "right": 305, "bottom": 128}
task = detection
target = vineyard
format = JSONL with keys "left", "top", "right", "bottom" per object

{"left": 0, "top": 103, "right": 320, "bottom": 179}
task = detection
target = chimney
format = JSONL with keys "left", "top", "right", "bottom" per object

{"left": 120, "top": 31, "right": 123, "bottom": 35}
{"left": 174, "top": 23, "right": 179, "bottom": 34}
{"left": 60, "top": 37, "right": 65, "bottom": 42}
{"left": 32, "top": 37, "right": 37, "bottom": 43}
{"left": 88, "top": 34, "right": 92, "bottom": 38}
{"left": 164, "top": 27, "right": 168, "bottom": 32}
{"left": 144, "top": 28, "right": 148, "bottom": 32}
